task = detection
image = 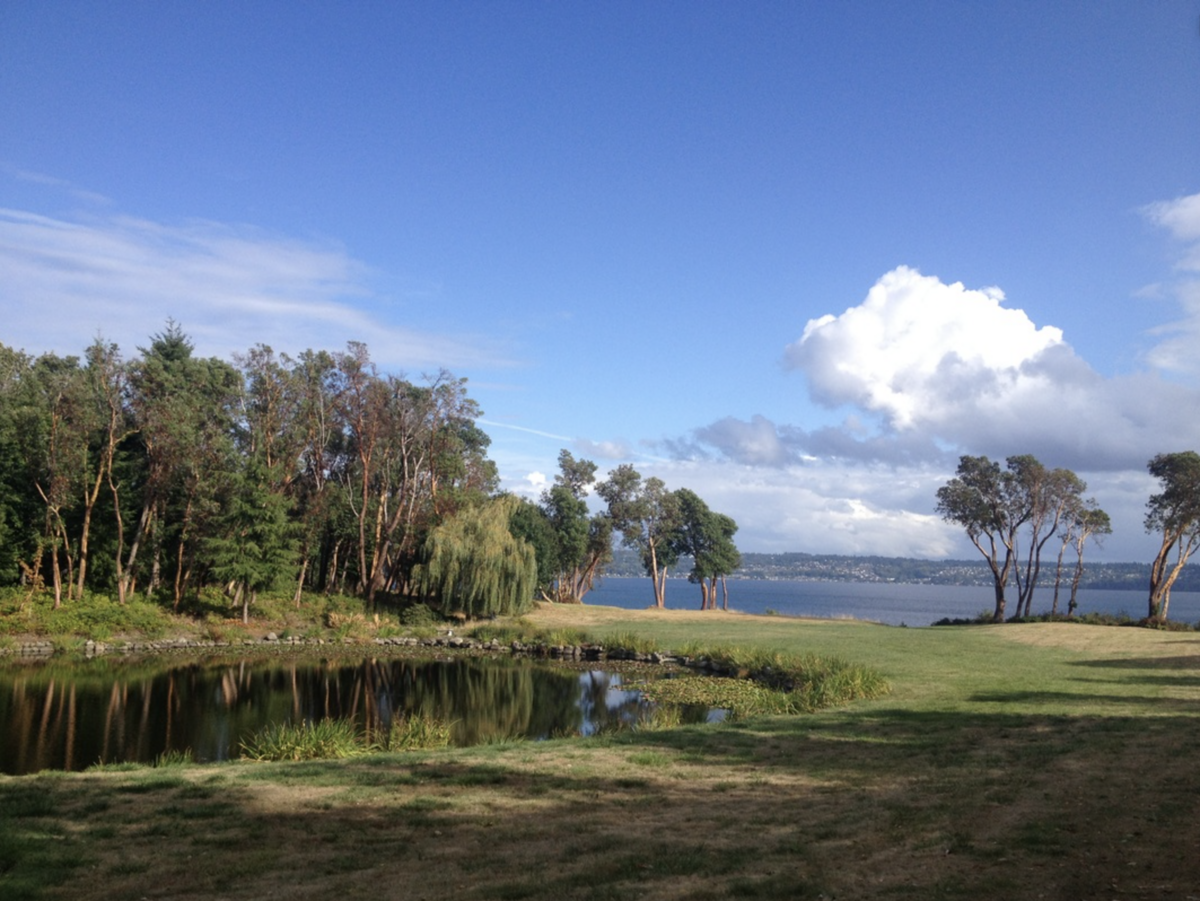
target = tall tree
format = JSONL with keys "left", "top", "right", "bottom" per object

{"left": 596, "top": 466, "right": 681, "bottom": 608}
{"left": 673, "top": 489, "right": 740, "bottom": 610}
{"left": 332, "top": 342, "right": 386, "bottom": 599}
{"left": 1051, "top": 500, "right": 1111, "bottom": 616}
{"left": 0, "top": 344, "right": 36, "bottom": 586}
{"left": 76, "top": 339, "right": 134, "bottom": 599}
{"left": 205, "top": 453, "right": 297, "bottom": 624}
{"left": 540, "top": 450, "right": 612, "bottom": 603}
{"left": 1144, "top": 451, "right": 1200, "bottom": 621}
{"left": 1011, "top": 460, "right": 1086, "bottom": 618}
{"left": 935, "top": 455, "right": 1031, "bottom": 622}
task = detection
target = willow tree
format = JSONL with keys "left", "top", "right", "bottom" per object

{"left": 415, "top": 495, "right": 537, "bottom": 619}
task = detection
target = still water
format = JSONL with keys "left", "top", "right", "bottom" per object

{"left": 0, "top": 655, "right": 701, "bottom": 776}
{"left": 586, "top": 577, "right": 1200, "bottom": 627}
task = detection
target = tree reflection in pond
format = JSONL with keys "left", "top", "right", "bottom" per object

{"left": 0, "top": 656, "right": 708, "bottom": 775}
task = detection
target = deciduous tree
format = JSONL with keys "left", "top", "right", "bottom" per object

{"left": 415, "top": 495, "right": 536, "bottom": 618}
{"left": 596, "top": 466, "right": 681, "bottom": 608}
{"left": 1145, "top": 451, "right": 1200, "bottom": 621}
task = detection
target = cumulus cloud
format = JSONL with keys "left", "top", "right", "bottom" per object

{"left": 786, "top": 266, "right": 1065, "bottom": 430}
{"left": 0, "top": 207, "right": 506, "bottom": 369}
{"left": 774, "top": 265, "right": 1200, "bottom": 471}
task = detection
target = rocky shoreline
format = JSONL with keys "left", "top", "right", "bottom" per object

{"left": 0, "top": 631, "right": 681, "bottom": 666}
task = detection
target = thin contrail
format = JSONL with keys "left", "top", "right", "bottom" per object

{"left": 478, "top": 419, "right": 573, "bottom": 442}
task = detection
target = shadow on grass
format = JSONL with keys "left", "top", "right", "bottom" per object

{"left": 1071, "top": 655, "right": 1200, "bottom": 670}
{"left": 7, "top": 707, "right": 1200, "bottom": 901}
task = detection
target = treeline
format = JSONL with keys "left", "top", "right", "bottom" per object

{"left": 0, "top": 326, "right": 740, "bottom": 621}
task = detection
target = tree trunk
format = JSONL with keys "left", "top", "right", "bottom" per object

{"left": 172, "top": 495, "right": 194, "bottom": 611}
{"left": 109, "top": 468, "right": 127, "bottom": 605}
{"left": 121, "top": 501, "right": 153, "bottom": 605}
{"left": 1051, "top": 541, "right": 1067, "bottom": 615}
{"left": 1146, "top": 530, "right": 1197, "bottom": 621}
{"left": 294, "top": 555, "right": 309, "bottom": 608}
{"left": 1068, "top": 558, "right": 1084, "bottom": 616}
{"left": 76, "top": 466, "right": 106, "bottom": 598}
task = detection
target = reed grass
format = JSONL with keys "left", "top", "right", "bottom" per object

{"left": 239, "top": 719, "right": 365, "bottom": 762}
{"left": 381, "top": 714, "right": 454, "bottom": 751}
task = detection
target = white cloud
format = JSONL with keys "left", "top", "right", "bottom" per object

{"left": 775, "top": 265, "right": 1200, "bottom": 470}
{"left": 1143, "top": 192, "right": 1200, "bottom": 257}
{"left": 632, "top": 458, "right": 963, "bottom": 558}
{"left": 573, "top": 437, "right": 634, "bottom": 460}
{"left": 660, "top": 233, "right": 1200, "bottom": 561}
{"left": 786, "top": 266, "right": 1065, "bottom": 430}
{"left": 1141, "top": 191, "right": 1200, "bottom": 374}
{"left": 0, "top": 207, "right": 506, "bottom": 369}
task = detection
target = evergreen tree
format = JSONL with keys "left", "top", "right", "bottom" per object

{"left": 205, "top": 454, "right": 298, "bottom": 624}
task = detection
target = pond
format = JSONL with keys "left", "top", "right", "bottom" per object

{"left": 0, "top": 654, "right": 714, "bottom": 775}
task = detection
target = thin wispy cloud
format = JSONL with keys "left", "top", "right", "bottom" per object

{"left": 0, "top": 207, "right": 509, "bottom": 370}
{"left": 1141, "top": 191, "right": 1200, "bottom": 375}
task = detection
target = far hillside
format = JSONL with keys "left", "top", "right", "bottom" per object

{"left": 604, "top": 549, "right": 1199, "bottom": 592}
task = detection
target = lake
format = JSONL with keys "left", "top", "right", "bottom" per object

{"left": 585, "top": 576, "right": 1200, "bottom": 626}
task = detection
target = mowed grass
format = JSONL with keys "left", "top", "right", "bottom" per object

{"left": 4, "top": 603, "right": 1200, "bottom": 901}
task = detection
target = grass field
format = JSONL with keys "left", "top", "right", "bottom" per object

{"left": 3, "top": 604, "right": 1200, "bottom": 900}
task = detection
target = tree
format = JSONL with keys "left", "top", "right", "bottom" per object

{"left": 414, "top": 495, "right": 537, "bottom": 619}
{"left": 205, "top": 453, "right": 297, "bottom": 624}
{"left": 935, "top": 455, "right": 1029, "bottom": 622}
{"left": 1011, "top": 460, "right": 1086, "bottom": 618}
{"left": 1144, "top": 451, "right": 1200, "bottom": 621}
{"left": 672, "top": 489, "right": 741, "bottom": 610}
{"left": 1051, "top": 500, "right": 1111, "bottom": 616}
{"left": 596, "top": 465, "right": 681, "bottom": 608}
{"left": 507, "top": 496, "right": 558, "bottom": 598}
{"left": 0, "top": 344, "right": 35, "bottom": 586}
{"left": 539, "top": 450, "right": 612, "bottom": 603}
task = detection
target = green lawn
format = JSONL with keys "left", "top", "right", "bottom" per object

{"left": 3, "top": 606, "right": 1199, "bottom": 901}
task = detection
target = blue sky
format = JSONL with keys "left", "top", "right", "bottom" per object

{"left": 3, "top": 2, "right": 1199, "bottom": 562}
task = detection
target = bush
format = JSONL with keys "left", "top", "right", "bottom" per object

{"left": 399, "top": 603, "right": 440, "bottom": 629}
{"left": 382, "top": 714, "right": 454, "bottom": 751}
{"left": 240, "top": 719, "right": 366, "bottom": 762}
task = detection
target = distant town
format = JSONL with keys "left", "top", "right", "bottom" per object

{"left": 604, "top": 549, "right": 1199, "bottom": 593}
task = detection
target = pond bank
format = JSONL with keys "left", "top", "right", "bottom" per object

{"left": 0, "top": 630, "right": 681, "bottom": 666}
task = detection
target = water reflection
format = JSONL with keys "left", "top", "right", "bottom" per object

{"left": 0, "top": 656, "right": 703, "bottom": 775}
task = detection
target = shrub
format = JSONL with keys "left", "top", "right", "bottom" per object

{"left": 399, "top": 603, "right": 440, "bottom": 629}
{"left": 382, "top": 714, "right": 454, "bottom": 751}
{"left": 240, "top": 719, "right": 366, "bottom": 762}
